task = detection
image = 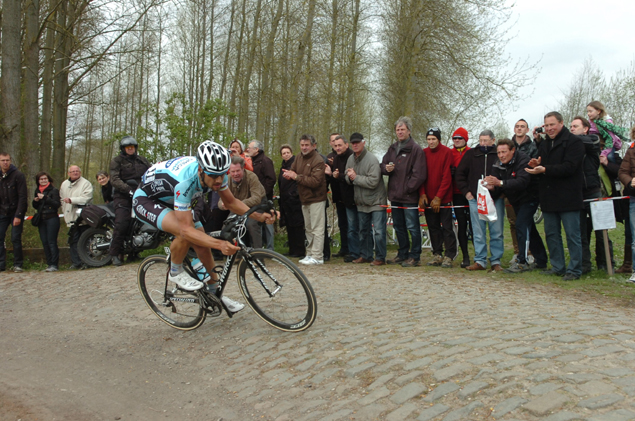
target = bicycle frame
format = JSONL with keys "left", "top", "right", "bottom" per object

{"left": 161, "top": 220, "right": 283, "bottom": 317}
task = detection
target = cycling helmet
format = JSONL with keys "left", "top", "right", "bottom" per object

{"left": 120, "top": 136, "right": 138, "bottom": 153}
{"left": 197, "top": 141, "right": 231, "bottom": 175}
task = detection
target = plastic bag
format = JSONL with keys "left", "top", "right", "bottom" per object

{"left": 477, "top": 179, "right": 497, "bottom": 222}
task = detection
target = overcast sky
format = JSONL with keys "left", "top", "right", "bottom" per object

{"left": 502, "top": 0, "right": 634, "bottom": 130}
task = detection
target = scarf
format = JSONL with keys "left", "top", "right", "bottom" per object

{"left": 39, "top": 183, "right": 50, "bottom": 193}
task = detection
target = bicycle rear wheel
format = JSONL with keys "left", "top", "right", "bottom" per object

{"left": 137, "top": 255, "right": 206, "bottom": 331}
{"left": 237, "top": 250, "right": 317, "bottom": 332}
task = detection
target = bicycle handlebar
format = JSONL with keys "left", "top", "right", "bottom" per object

{"left": 217, "top": 200, "right": 275, "bottom": 243}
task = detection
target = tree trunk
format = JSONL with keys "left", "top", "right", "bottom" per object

{"left": 287, "top": 0, "right": 317, "bottom": 144}
{"left": 24, "top": 0, "right": 41, "bottom": 190}
{"left": 344, "top": 0, "right": 360, "bottom": 134}
{"left": 238, "top": 0, "right": 262, "bottom": 135}
{"left": 40, "top": 10, "right": 56, "bottom": 173}
{"left": 0, "top": 0, "right": 22, "bottom": 158}
{"left": 255, "top": 0, "right": 283, "bottom": 142}
{"left": 52, "top": 0, "right": 73, "bottom": 182}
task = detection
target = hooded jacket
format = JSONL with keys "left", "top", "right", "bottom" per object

{"left": 0, "top": 164, "right": 28, "bottom": 219}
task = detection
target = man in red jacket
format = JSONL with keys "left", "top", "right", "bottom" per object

{"left": 419, "top": 128, "right": 456, "bottom": 268}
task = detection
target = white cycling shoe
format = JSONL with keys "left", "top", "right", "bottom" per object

{"left": 169, "top": 272, "right": 204, "bottom": 291}
{"left": 222, "top": 296, "right": 245, "bottom": 313}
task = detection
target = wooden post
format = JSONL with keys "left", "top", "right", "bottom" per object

{"left": 603, "top": 230, "right": 613, "bottom": 276}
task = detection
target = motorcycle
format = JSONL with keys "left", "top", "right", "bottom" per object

{"left": 74, "top": 182, "right": 167, "bottom": 267}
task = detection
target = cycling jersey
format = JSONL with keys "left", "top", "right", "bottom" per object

{"left": 133, "top": 156, "right": 228, "bottom": 230}
{"left": 139, "top": 157, "right": 228, "bottom": 211}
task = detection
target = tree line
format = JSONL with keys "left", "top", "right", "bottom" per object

{"left": 1, "top": 0, "right": 534, "bottom": 208}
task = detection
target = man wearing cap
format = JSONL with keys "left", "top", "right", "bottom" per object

{"left": 331, "top": 134, "right": 359, "bottom": 262}
{"left": 450, "top": 128, "right": 472, "bottom": 267}
{"left": 346, "top": 134, "right": 388, "bottom": 265}
{"left": 381, "top": 116, "right": 427, "bottom": 267}
{"left": 419, "top": 128, "right": 456, "bottom": 268}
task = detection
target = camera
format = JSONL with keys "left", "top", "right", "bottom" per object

{"left": 535, "top": 127, "right": 544, "bottom": 134}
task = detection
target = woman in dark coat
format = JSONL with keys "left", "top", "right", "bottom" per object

{"left": 96, "top": 170, "right": 114, "bottom": 204}
{"left": 32, "top": 171, "right": 62, "bottom": 271}
{"left": 278, "top": 144, "right": 306, "bottom": 257}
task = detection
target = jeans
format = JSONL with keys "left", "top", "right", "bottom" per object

{"left": 0, "top": 215, "right": 24, "bottom": 268}
{"left": 468, "top": 197, "right": 505, "bottom": 267}
{"left": 424, "top": 206, "right": 457, "bottom": 258}
{"left": 543, "top": 210, "right": 582, "bottom": 276}
{"left": 359, "top": 210, "right": 387, "bottom": 261}
{"left": 391, "top": 202, "right": 421, "bottom": 260}
{"left": 38, "top": 216, "right": 61, "bottom": 267}
{"left": 345, "top": 206, "right": 360, "bottom": 259}
{"left": 514, "top": 201, "right": 548, "bottom": 267}
{"left": 336, "top": 203, "right": 349, "bottom": 254}
{"left": 263, "top": 223, "right": 274, "bottom": 251}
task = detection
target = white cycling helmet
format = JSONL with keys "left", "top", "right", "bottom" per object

{"left": 197, "top": 141, "right": 231, "bottom": 175}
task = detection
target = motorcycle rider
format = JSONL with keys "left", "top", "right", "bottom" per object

{"left": 133, "top": 141, "right": 276, "bottom": 312}
{"left": 109, "top": 136, "right": 151, "bottom": 266}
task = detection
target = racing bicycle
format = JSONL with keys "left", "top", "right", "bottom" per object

{"left": 137, "top": 202, "right": 317, "bottom": 332}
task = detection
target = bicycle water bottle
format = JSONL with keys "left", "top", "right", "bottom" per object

{"left": 190, "top": 257, "right": 211, "bottom": 283}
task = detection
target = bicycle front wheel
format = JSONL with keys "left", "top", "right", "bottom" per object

{"left": 137, "top": 255, "right": 206, "bottom": 331}
{"left": 237, "top": 250, "right": 317, "bottom": 332}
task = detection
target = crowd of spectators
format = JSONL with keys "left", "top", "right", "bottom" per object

{"left": 3, "top": 103, "right": 635, "bottom": 281}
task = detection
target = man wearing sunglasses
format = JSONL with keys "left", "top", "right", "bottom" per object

{"left": 133, "top": 141, "right": 275, "bottom": 311}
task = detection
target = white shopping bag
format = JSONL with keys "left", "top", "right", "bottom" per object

{"left": 477, "top": 178, "right": 497, "bottom": 222}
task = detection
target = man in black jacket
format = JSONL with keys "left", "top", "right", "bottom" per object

{"left": 109, "top": 136, "right": 151, "bottom": 265}
{"left": 331, "top": 134, "right": 358, "bottom": 262}
{"left": 485, "top": 139, "right": 548, "bottom": 273}
{"left": 527, "top": 111, "right": 585, "bottom": 281}
{"left": 456, "top": 130, "right": 505, "bottom": 272}
{"left": 0, "top": 153, "right": 27, "bottom": 272}
{"left": 326, "top": 133, "right": 349, "bottom": 258}
{"left": 569, "top": 116, "right": 612, "bottom": 273}
{"left": 247, "top": 140, "right": 276, "bottom": 250}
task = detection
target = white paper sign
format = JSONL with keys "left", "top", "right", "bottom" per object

{"left": 590, "top": 200, "right": 616, "bottom": 231}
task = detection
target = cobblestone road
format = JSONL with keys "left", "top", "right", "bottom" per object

{"left": 2, "top": 259, "right": 635, "bottom": 420}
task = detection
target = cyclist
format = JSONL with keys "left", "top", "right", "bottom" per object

{"left": 133, "top": 141, "right": 276, "bottom": 312}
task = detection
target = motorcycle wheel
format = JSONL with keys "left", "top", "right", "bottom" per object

{"left": 78, "top": 228, "right": 113, "bottom": 267}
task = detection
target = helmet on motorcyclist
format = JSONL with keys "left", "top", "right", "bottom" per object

{"left": 120, "top": 136, "right": 138, "bottom": 153}
{"left": 197, "top": 141, "right": 231, "bottom": 176}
